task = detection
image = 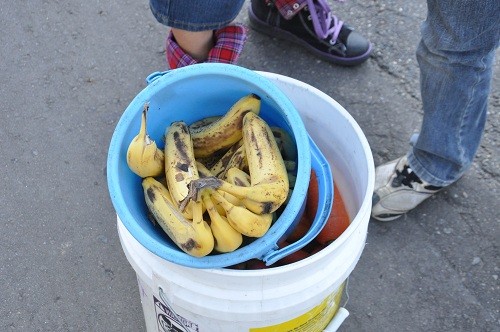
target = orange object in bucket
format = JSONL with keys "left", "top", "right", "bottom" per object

{"left": 306, "top": 170, "right": 351, "bottom": 245}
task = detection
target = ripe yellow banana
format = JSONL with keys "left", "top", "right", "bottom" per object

{"left": 183, "top": 113, "right": 289, "bottom": 214}
{"left": 224, "top": 167, "right": 271, "bottom": 214}
{"left": 196, "top": 161, "right": 214, "bottom": 178}
{"left": 243, "top": 112, "right": 289, "bottom": 189}
{"left": 224, "top": 167, "right": 251, "bottom": 186}
{"left": 164, "top": 121, "right": 199, "bottom": 219}
{"left": 213, "top": 112, "right": 290, "bottom": 214}
{"left": 235, "top": 112, "right": 289, "bottom": 213}
{"left": 210, "top": 141, "right": 247, "bottom": 179}
{"left": 215, "top": 189, "right": 242, "bottom": 208}
{"left": 209, "top": 139, "right": 243, "bottom": 178}
{"left": 190, "top": 93, "right": 261, "bottom": 158}
{"left": 226, "top": 168, "right": 293, "bottom": 196}
{"left": 197, "top": 162, "right": 244, "bottom": 215}
{"left": 211, "top": 190, "right": 273, "bottom": 238}
{"left": 186, "top": 173, "right": 288, "bottom": 215}
{"left": 188, "top": 115, "right": 221, "bottom": 131}
{"left": 201, "top": 190, "right": 243, "bottom": 253}
{"left": 196, "top": 161, "right": 228, "bottom": 215}
{"left": 126, "top": 102, "right": 165, "bottom": 177}
{"left": 142, "top": 177, "right": 214, "bottom": 257}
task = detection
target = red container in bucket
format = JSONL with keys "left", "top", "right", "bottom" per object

{"left": 107, "top": 63, "right": 333, "bottom": 268}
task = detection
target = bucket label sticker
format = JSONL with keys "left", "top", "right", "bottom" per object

{"left": 249, "top": 283, "right": 345, "bottom": 332}
{"left": 153, "top": 294, "right": 199, "bottom": 332}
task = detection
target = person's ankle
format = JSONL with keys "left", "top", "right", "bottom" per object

{"left": 167, "top": 25, "right": 247, "bottom": 69}
{"left": 170, "top": 29, "right": 215, "bottom": 62}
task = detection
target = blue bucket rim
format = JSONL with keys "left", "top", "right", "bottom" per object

{"left": 107, "top": 63, "right": 316, "bottom": 268}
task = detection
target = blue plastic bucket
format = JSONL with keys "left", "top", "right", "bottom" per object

{"left": 107, "top": 63, "right": 333, "bottom": 268}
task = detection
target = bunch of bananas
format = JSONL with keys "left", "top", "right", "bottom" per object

{"left": 126, "top": 93, "right": 298, "bottom": 257}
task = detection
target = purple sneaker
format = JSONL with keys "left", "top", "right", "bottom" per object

{"left": 248, "top": 0, "right": 372, "bottom": 66}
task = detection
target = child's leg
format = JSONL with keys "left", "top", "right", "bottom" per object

{"left": 149, "top": 0, "right": 247, "bottom": 68}
{"left": 170, "top": 29, "right": 214, "bottom": 61}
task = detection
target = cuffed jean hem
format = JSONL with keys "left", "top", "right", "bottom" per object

{"left": 406, "top": 133, "right": 458, "bottom": 187}
{"left": 407, "top": 149, "right": 462, "bottom": 188}
{"left": 149, "top": 0, "right": 245, "bottom": 31}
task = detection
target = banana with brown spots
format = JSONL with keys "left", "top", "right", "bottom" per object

{"left": 190, "top": 93, "right": 261, "bottom": 158}
{"left": 183, "top": 112, "right": 289, "bottom": 215}
{"left": 164, "top": 121, "right": 199, "bottom": 219}
{"left": 209, "top": 139, "right": 247, "bottom": 179}
{"left": 142, "top": 177, "right": 214, "bottom": 257}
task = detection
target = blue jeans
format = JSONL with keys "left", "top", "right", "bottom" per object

{"left": 407, "top": 0, "right": 499, "bottom": 187}
{"left": 149, "top": 0, "right": 245, "bottom": 31}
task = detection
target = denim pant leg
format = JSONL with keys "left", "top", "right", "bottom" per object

{"left": 407, "top": 0, "right": 500, "bottom": 187}
{"left": 150, "top": 0, "right": 246, "bottom": 31}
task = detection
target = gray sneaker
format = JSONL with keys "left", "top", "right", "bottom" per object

{"left": 371, "top": 156, "right": 442, "bottom": 221}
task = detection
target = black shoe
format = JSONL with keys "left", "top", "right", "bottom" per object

{"left": 248, "top": 0, "right": 372, "bottom": 66}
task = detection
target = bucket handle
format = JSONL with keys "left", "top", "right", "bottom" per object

{"left": 145, "top": 70, "right": 171, "bottom": 85}
{"left": 262, "top": 135, "right": 333, "bottom": 266}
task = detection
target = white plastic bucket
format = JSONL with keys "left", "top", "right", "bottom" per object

{"left": 116, "top": 72, "right": 374, "bottom": 332}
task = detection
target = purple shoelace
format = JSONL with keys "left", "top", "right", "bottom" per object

{"left": 306, "top": 0, "right": 344, "bottom": 43}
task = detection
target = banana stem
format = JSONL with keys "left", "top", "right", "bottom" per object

{"left": 180, "top": 177, "right": 222, "bottom": 211}
{"left": 140, "top": 102, "right": 149, "bottom": 138}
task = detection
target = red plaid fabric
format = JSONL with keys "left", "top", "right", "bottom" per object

{"left": 207, "top": 24, "right": 248, "bottom": 64}
{"left": 166, "top": 24, "right": 247, "bottom": 69}
{"left": 166, "top": 32, "right": 198, "bottom": 69}
{"left": 273, "top": 0, "right": 307, "bottom": 19}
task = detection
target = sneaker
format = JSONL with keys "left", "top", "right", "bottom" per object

{"left": 166, "top": 24, "right": 247, "bottom": 69}
{"left": 371, "top": 156, "right": 443, "bottom": 221}
{"left": 248, "top": 0, "right": 372, "bottom": 66}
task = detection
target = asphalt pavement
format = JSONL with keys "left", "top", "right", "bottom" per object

{"left": 1, "top": 1, "right": 498, "bottom": 331}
